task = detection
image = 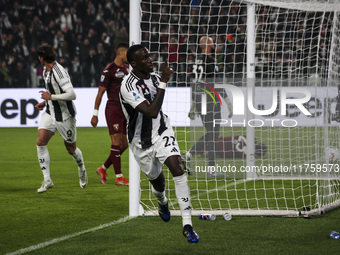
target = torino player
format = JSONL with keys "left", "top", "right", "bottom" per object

{"left": 91, "top": 43, "right": 129, "bottom": 185}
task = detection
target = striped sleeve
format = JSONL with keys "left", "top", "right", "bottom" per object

{"left": 120, "top": 75, "right": 145, "bottom": 109}
{"left": 53, "top": 64, "right": 73, "bottom": 91}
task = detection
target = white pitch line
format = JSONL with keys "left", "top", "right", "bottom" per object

{"left": 6, "top": 216, "right": 133, "bottom": 255}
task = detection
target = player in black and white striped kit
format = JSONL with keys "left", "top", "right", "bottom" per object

{"left": 35, "top": 44, "right": 87, "bottom": 193}
{"left": 120, "top": 44, "right": 199, "bottom": 243}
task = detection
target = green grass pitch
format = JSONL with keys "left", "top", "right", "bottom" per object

{"left": 1, "top": 127, "right": 340, "bottom": 254}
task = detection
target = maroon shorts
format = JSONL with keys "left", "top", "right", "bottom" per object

{"left": 105, "top": 103, "right": 127, "bottom": 135}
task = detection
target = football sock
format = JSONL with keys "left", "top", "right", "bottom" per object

{"left": 71, "top": 147, "right": 86, "bottom": 172}
{"left": 37, "top": 145, "right": 51, "bottom": 181}
{"left": 110, "top": 145, "right": 122, "bottom": 175}
{"left": 152, "top": 186, "right": 168, "bottom": 205}
{"left": 173, "top": 174, "right": 192, "bottom": 226}
{"left": 120, "top": 147, "right": 127, "bottom": 155}
{"left": 103, "top": 157, "right": 111, "bottom": 169}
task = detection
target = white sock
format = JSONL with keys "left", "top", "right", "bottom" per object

{"left": 116, "top": 174, "right": 123, "bottom": 178}
{"left": 152, "top": 186, "right": 168, "bottom": 205}
{"left": 173, "top": 174, "right": 192, "bottom": 226}
{"left": 72, "top": 147, "right": 86, "bottom": 172}
{"left": 37, "top": 145, "right": 51, "bottom": 181}
{"left": 102, "top": 165, "right": 107, "bottom": 171}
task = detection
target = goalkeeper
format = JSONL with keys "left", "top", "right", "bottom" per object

{"left": 183, "top": 36, "right": 233, "bottom": 175}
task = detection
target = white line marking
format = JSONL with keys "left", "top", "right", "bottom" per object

{"left": 6, "top": 216, "right": 133, "bottom": 255}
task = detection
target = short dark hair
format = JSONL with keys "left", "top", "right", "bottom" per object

{"left": 37, "top": 44, "right": 56, "bottom": 63}
{"left": 126, "top": 44, "right": 145, "bottom": 64}
{"left": 116, "top": 42, "right": 129, "bottom": 52}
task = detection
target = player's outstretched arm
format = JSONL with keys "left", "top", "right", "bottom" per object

{"left": 39, "top": 87, "right": 76, "bottom": 101}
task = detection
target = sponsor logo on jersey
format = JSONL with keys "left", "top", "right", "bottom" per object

{"left": 100, "top": 75, "right": 105, "bottom": 82}
{"left": 115, "top": 70, "right": 125, "bottom": 78}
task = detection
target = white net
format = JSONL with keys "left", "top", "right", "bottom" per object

{"left": 136, "top": 0, "right": 340, "bottom": 216}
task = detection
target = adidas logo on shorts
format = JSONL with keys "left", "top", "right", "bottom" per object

{"left": 171, "top": 147, "right": 178, "bottom": 153}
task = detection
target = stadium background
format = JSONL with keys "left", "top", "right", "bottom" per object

{"left": 1, "top": 0, "right": 340, "bottom": 254}
{"left": 0, "top": 0, "right": 129, "bottom": 88}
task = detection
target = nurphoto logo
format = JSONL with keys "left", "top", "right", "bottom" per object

{"left": 198, "top": 83, "right": 312, "bottom": 127}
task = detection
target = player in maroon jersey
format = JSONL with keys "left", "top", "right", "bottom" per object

{"left": 91, "top": 43, "right": 129, "bottom": 185}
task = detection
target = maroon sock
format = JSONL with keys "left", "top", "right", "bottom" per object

{"left": 103, "top": 156, "right": 111, "bottom": 169}
{"left": 110, "top": 145, "right": 122, "bottom": 175}
{"left": 120, "top": 147, "right": 127, "bottom": 155}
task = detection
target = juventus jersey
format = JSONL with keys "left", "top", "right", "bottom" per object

{"left": 120, "top": 71, "right": 170, "bottom": 149}
{"left": 42, "top": 62, "right": 76, "bottom": 122}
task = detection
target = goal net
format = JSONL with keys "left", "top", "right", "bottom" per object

{"left": 131, "top": 0, "right": 340, "bottom": 217}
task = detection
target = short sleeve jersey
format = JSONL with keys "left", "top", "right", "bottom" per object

{"left": 120, "top": 71, "right": 170, "bottom": 149}
{"left": 99, "top": 62, "right": 129, "bottom": 106}
{"left": 42, "top": 61, "right": 76, "bottom": 122}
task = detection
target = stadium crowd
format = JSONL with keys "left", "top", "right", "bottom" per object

{"left": 0, "top": 0, "right": 128, "bottom": 87}
{"left": 0, "top": 0, "right": 332, "bottom": 88}
{"left": 141, "top": 0, "right": 332, "bottom": 86}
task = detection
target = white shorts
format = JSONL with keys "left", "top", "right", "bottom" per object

{"left": 130, "top": 127, "right": 181, "bottom": 180}
{"left": 38, "top": 112, "right": 77, "bottom": 143}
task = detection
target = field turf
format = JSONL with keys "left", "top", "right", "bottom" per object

{"left": 1, "top": 127, "right": 340, "bottom": 254}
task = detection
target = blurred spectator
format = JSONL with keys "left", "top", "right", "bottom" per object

{"left": 44, "top": 20, "right": 58, "bottom": 46}
{"left": 94, "top": 7, "right": 107, "bottom": 37}
{"left": 0, "top": 60, "right": 10, "bottom": 87}
{"left": 83, "top": 47, "right": 101, "bottom": 87}
{"left": 0, "top": 0, "right": 130, "bottom": 87}
{"left": 96, "top": 42, "right": 107, "bottom": 69}
{"left": 79, "top": 37, "right": 91, "bottom": 64}
{"left": 74, "top": 18, "right": 84, "bottom": 35}
{"left": 70, "top": 56, "right": 83, "bottom": 87}
{"left": 0, "top": 0, "right": 329, "bottom": 87}
{"left": 60, "top": 8, "right": 74, "bottom": 32}
{"left": 30, "top": 15, "right": 44, "bottom": 48}
{"left": 0, "top": 12, "right": 12, "bottom": 34}
{"left": 11, "top": 61, "right": 28, "bottom": 87}
{"left": 14, "top": 22, "right": 27, "bottom": 42}
{"left": 53, "top": 30, "right": 68, "bottom": 58}
{"left": 87, "top": 28, "right": 98, "bottom": 46}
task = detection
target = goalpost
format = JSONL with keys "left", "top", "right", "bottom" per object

{"left": 129, "top": 0, "right": 340, "bottom": 217}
